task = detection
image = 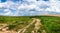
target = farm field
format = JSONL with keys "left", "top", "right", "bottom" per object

{"left": 0, "top": 16, "right": 60, "bottom": 33}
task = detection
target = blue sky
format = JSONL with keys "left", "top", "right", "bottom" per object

{"left": 0, "top": 0, "right": 60, "bottom": 16}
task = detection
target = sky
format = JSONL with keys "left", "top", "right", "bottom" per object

{"left": 0, "top": 0, "right": 60, "bottom": 16}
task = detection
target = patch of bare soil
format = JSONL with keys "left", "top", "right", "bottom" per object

{"left": 0, "top": 24, "right": 17, "bottom": 33}
{"left": 42, "top": 14, "right": 60, "bottom": 17}
{"left": 0, "top": 30, "right": 17, "bottom": 33}
{"left": 31, "top": 18, "right": 42, "bottom": 33}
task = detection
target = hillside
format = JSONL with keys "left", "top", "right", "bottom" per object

{"left": 0, "top": 16, "right": 60, "bottom": 33}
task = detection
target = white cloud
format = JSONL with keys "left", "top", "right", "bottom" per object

{"left": 0, "top": 0, "right": 60, "bottom": 16}
{"left": 47, "top": 0, "right": 60, "bottom": 12}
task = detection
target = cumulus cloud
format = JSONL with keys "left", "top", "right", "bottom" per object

{"left": 0, "top": 0, "right": 60, "bottom": 16}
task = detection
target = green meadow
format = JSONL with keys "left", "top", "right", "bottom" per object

{"left": 0, "top": 16, "right": 60, "bottom": 33}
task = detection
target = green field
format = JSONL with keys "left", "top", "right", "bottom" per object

{"left": 0, "top": 16, "right": 60, "bottom": 33}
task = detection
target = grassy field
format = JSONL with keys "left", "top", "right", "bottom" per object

{"left": 0, "top": 16, "right": 60, "bottom": 33}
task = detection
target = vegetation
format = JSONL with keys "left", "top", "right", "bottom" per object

{"left": 0, "top": 16, "right": 60, "bottom": 33}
